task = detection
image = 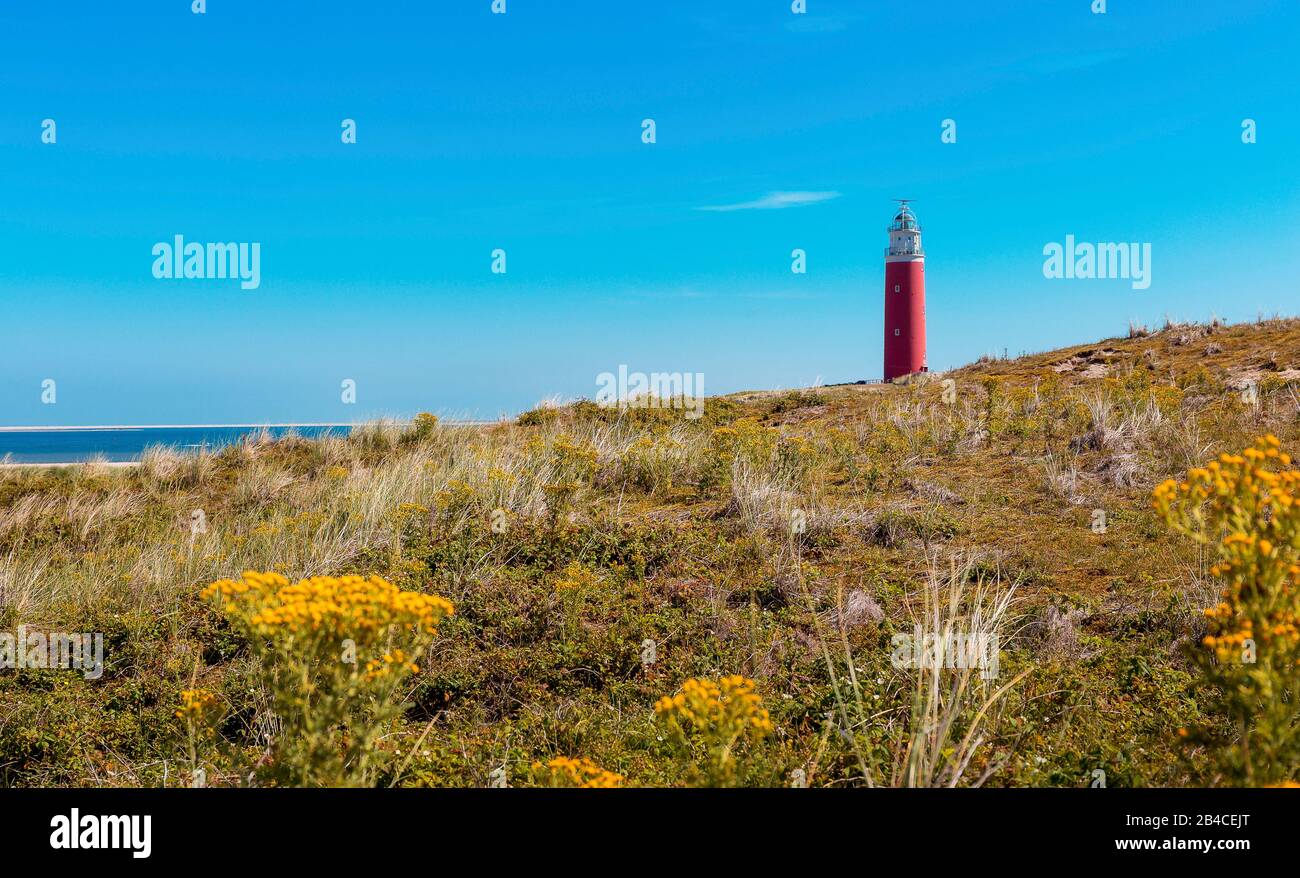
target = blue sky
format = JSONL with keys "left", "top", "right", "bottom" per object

{"left": 1, "top": 0, "right": 1297, "bottom": 424}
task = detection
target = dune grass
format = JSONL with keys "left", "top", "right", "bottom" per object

{"left": 2, "top": 316, "right": 1300, "bottom": 786}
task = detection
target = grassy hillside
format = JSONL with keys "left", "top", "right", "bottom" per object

{"left": 3, "top": 316, "right": 1300, "bottom": 787}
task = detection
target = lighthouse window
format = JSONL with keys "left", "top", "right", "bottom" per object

{"left": 894, "top": 328, "right": 900, "bottom": 336}
{"left": 894, "top": 284, "right": 900, "bottom": 292}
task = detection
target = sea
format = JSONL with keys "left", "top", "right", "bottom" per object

{"left": 0, "top": 426, "right": 353, "bottom": 465}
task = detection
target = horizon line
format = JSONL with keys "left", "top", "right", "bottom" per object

{"left": 0, "top": 421, "right": 498, "bottom": 432}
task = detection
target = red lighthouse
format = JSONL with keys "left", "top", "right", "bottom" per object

{"left": 883, "top": 201, "right": 927, "bottom": 381}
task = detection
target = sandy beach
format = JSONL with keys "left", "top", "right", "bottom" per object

{"left": 0, "top": 460, "right": 140, "bottom": 469}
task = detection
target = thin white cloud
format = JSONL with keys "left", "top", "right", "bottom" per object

{"left": 696, "top": 191, "right": 842, "bottom": 212}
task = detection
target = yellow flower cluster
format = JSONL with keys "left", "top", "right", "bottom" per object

{"left": 620, "top": 435, "right": 680, "bottom": 466}
{"left": 364, "top": 648, "right": 419, "bottom": 681}
{"left": 780, "top": 435, "right": 815, "bottom": 456}
{"left": 700, "top": 419, "right": 788, "bottom": 492}
{"left": 412, "top": 412, "right": 440, "bottom": 433}
{"left": 654, "top": 675, "right": 774, "bottom": 737}
{"left": 552, "top": 436, "right": 599, "bottom": 482}
{"left": 653, "top": 675, "right": 773, "bottom": 786}
{"left": 1153, "top": 435, "right": 1300, "bottom": 662}
{"left": 532, "top": 757, "right": 624, "bottom": 788}
{"left": 201, "top": 571, "right": 453, "bottom": 637}
{"left": 543, "top": 480, "right": 580, "bottom": 497}
{"left": 617, "top": 434, "right": 682, "bottom": 493}
{"left": 554, "top": 561, "right": 598, "bottom": 593}
{"left": 435, "top": 480, "right": 475, "bottom": 513}
{"left": 176, "top": 688, "right": 218, "bottom": 721}
{"left": 199, "top": 572, "right": 454, "bottom": 786}
{"left": 288, "top": 511, "right": 328, "bottom": 531}
{"left": 707, "top": 419, "right": 776, "bottom": 466}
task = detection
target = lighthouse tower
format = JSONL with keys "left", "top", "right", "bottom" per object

{"left": 883, "top": 201, "right": 927, "bottom": 381}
